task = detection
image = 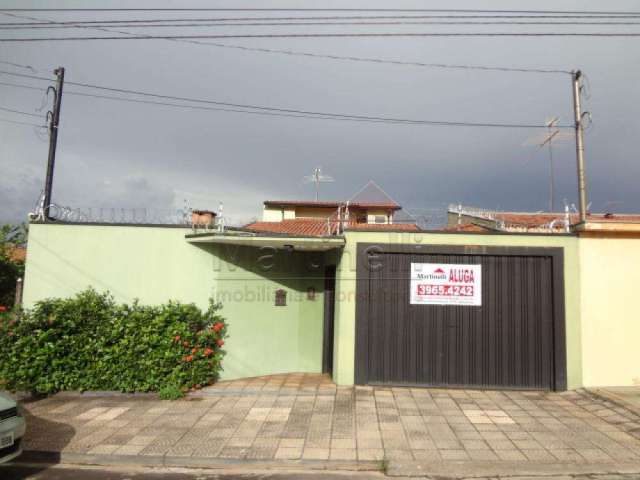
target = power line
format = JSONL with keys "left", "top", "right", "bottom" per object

{"left": 0, "top": 59, "right": 37, "bottom": 71}
{"left": 0, "top": 73, "right": 573, "bottom": 129}
{"left": 0, "top": 105, "right": 43, "bottom": 117}
{"left": 3, "top": 14, "right": 640, "bottom": 26}
{"left": 3, "top": 32, "right": 640, "bottom": 42}
{"left": 0, "top": 12, "right": 573, "bottom": 75}
{"left": 0, "top": 117, "right": 45, "bottom": 127}
{"left": 0, "top": 80, "right": 43, "bottom": 90}
{"left": 1, "top": 8, "right": 639, "bottom": 14}
{"left": 4, "top": 20, "right": 640, "bottom": 29}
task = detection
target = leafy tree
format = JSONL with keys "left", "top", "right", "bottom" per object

{"left": 0, "top": 223, "right": 28, "bottom": 307}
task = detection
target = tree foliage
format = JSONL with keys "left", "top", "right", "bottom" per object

{"left": 0, "top": 223, "right": 28, "bottom": 307}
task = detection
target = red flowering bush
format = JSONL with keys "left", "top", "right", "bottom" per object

{"left": 0, "top": 289, "right": 227, "bottom": 398}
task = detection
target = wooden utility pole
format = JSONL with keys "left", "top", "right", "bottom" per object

{"left": 572, "top": 70, "right": 588, "bottom": 223}
{"left": 43, "top": 66, "right": 65, "bottom": 221}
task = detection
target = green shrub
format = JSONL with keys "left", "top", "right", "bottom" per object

{"left": 158, "top": 383, "right": 184, "bottom": 400}
{"left": 0, "top": 289, "right": 228, "bottom": 396}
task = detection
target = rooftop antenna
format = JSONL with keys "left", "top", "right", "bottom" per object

{"left": 523, "top": 116, "right": 572, "bottom": 212}
{"left": 303, "top": 167, "right": 334, "bottom": 201}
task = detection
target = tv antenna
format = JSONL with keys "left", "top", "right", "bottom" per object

{"left": 523, "top": 116, "right": 572, "bottom": 212}
{"left": 303, "top": 167, "right": 334, "bottom": 201}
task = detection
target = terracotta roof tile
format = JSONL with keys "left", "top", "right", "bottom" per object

{"left": 244, "top": 219, "right": 334, "bottom": 236}
{"left": 346, "top": 223, "right": 420, "bottom": 231}
{"left": 244, "top": 219, "right": 420, "bottom": 236}
{"left": 264, "top": 200, "right": 401, "bottom": 210}
{"left": 441, "top": 223, "right": 490, "bottom": 233}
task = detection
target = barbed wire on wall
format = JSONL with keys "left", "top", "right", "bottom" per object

{"left": 29, "top": 200, "right": 193, "bottom": 225}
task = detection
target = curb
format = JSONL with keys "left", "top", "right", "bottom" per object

{"left": 386, "top": 459, "right": 640, "bottom": 479}
{"left": 17, "top": 451, "right": 640, "bottom": 479}
{"left": 18, "top": 450, "right": 379, "bottom": 472}
{"left": 586, "top": 388, "right": 640, "bottom": 417}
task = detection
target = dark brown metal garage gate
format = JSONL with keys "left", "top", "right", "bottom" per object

{"left": 354, "top": 244, "right": 567, "bottom": 391}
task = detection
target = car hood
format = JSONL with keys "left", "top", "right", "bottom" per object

{"left": 0, "top": 392, "right": 17, "bottom": 410}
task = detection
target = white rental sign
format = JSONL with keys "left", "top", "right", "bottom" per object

{"left": 410, "top": 263, "right": 482, "bottom": 306}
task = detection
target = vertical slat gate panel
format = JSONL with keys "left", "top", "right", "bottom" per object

{"left": 362, "top": 250, "right": 557, "bottom": 390}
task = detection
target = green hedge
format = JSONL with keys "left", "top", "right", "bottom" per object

{"left": 0, "top": 289, "right": 227, "bottom": 397}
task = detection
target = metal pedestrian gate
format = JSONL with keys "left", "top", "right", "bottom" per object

{"left": 354, "top": 244, "right": 567, "bottom": 391}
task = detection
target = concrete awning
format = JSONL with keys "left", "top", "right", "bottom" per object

{"left": 185, "top": 231, "right": 345, "bottom": 251}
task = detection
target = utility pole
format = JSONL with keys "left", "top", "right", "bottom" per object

{"left": 43, "top": 66, "right": 65, "bottom": 221}
{"left": 572, "top": 70, "right": 588, "bottom": 223}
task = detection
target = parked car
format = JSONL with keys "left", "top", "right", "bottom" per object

{"left": 0, "top": 392, "right": 25, "bottom": 464}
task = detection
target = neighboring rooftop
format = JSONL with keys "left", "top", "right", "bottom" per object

{"left": 244, "top": 219, "right": 336, "bottom": 237}
{"left": 263, "top": 200, "right": 401, "bottom": 210}
{"left": 244, "top": 218, "right": 421, "bottom": 236}
{"left": 447, "top": 204, "right": 640, "bottom": 234}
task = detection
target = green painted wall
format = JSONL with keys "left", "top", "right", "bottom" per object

{"left": 23, "top": 224, "right": 585, "bottom": 389}
{"left": 23, "top": 223, "right": 325, "bottom": 381}
{"left": 332, "top": 230, "right": 581, "bottom": 389}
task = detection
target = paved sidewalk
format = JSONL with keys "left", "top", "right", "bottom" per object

{"left": 19, "top": 373, "right": 640, "bottom": 475}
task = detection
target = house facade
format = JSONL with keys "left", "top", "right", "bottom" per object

{"left": 21, "top": 197, "right": 640, "bottom": 390}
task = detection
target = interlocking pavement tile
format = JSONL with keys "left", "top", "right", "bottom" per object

{"left": 512, "top": 439, "right": 544, "bottom": 450}
{"left": 279, "top": 438, "right": 305, "bottom": 448}
{"left": 303, "top": 447, "right": 330, "bottom": 460}
{"left": 226, "top": 437, "right": 256, "bottom": 447}
{"left": 487, "top": 439, "right": 517, "bottom": 450}
{"left": 87, "top": 444, "right": 119, "bottom": 455}
{"left": 457, "top": 430, "right": 483, "bottom": 440}
{"left": 76, "top": 407, "right": 110, "bottom": 421}
{"left": 467, "top": 449, "right": 499, "bottom": 461}
{"left": 355, "top": 448, "right": 382, "bottom": 461}
{"left": 433, "top": 439, "right": 461, "bottom": 449}
{"left": 481, "top": 431, "right": 509, "bottom": 441}
{"left": 330, "top": 448, "right": 357, "bottom": 460}
{"left": 476, "top": 423, "right": 499, "bottom": 431}
{"left": 549, "top": 448, "right": 585, "bottom": 462}
{"left": 385, "top": 449, "right": 414, "bottom": 460}
{"left": 305, "top": 437, "right": 331, "bottom": 448}
{"left": 192, "top": 444, "right": 224, "bottom": 458}
{"left": 412, "top": 449, "right": 441, "bottom": 461}
{"left": 495, "top": 449, "right": 528, "bottom": 461}
{"left": 166, "top": 445, "right": 195, "bottom": 457}
{"left": 523, "top": 449, "right": 556, "bottom": 461}
{"left": 506, "top": 431, "right": 532, "bottom": 441}
{"left": 114, "top": 444, "right": 146, "bottom": 456}
{"left": 208, "top": 428, "right": 237, "bottom": 439}
{"left": 331, "top": 438, "right": 356, "bottom": 449}
{"left": 357, "top": 429, "right": 382, "bottom": 439}
{"left": 275, "top": 446, "right": 303, "bottom": 459}
{"left": 127, "top": 434, "right": 158, "bottom": 446}
{"left": 408, "top": 438, "right": 436, "bottom": 450}
{"left": 245, "top": 447, "right": 277, "bottom": 459}
{"left": 461, "top": 439, "right": 490, "bottom": 450}
{"left": 105, "top": 434, "right": 133, "bottom": 445}
{"left": 140, "top": 444, "right": 168, "bottom": 456}
{"left": 439, "top": 449, "right": 470, "bottom": 460}
{"left": 95, "top": 407, "right": 130, "bottom": 421}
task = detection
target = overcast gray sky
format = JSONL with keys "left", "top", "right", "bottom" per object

{"left": 1, "top": 0, "right": 639, "bottom": 226}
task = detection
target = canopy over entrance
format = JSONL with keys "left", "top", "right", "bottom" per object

{"left": 185, "top": 230, "right": 345, "bottom": 251}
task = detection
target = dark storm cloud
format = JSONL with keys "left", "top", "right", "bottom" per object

{"left": 1, "top": 0, "right": 639, "bottom": 225}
